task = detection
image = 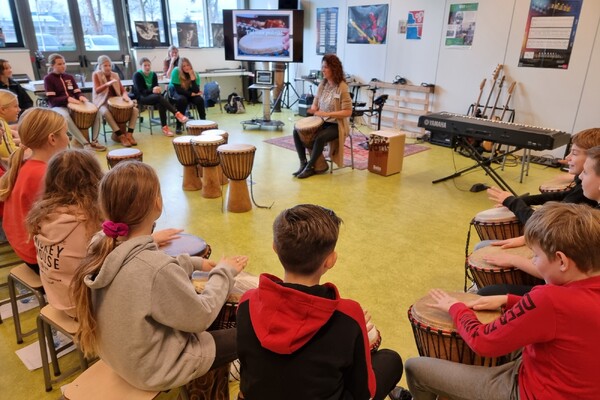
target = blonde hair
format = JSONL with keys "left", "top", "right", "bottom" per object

{"left": 96, "top": 55, "right": 112, "bottom": 71}
{"left": 177, "top": 57, "right": 194, "bottom": 90}
{"left": 72, "top": 161, "right": 161, "bottom": 357}
{"left": 26, "top": 149, "right": 104, "bottom": 238}
{"left": 0, "top": 89, "right": 17, "bottom": 108}
{"left": 0, "top": 107, "right": 67, "bottom": 201}
{"left": 47, "top": 53, "right": 64, "bottom": 74}
{"left": 525, "top": 202, "right": 600, "bottom": 274}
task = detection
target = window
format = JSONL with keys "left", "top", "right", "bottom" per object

{"left": 28, "top": 0, "right": 76, "bottom": 51}
{"left": 127, "top": 0, "right": 242, "bottom": 48}
{"left": 0, "top": 0, "right": 24, "bottom": 47}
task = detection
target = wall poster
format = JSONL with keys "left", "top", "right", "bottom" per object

{"left": 135, "top": 21, "right": 160, "bottom": 47}
{"left": 316, "top": 7, "right": 338, "bottom": 55}
{"left": 406, "top": 10, "right": 424, "bottom": 40}
{"left": 445, "top": 3, "right": 478, "bottom": 47}
{"left": 518, "top": 0, "right": 583, "bottom": 69}
{"left": 176, "top": 22, "right": 199, "bottom": 48}
{"left": 347, "top": 4, "right": 389, "bottom": 44}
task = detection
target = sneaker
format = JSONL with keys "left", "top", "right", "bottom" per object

{"left": 125, "top": 132, "right": 137, "bottom": 146}
{"left": 111, "top": 132, "right": 119, "bottom": 143}
{"left": 162, "top": 126, "right": 174, "bottom": 137}
{"left": 117, "top": 134, "right": 131, "bottom": 147}
{"left": 388, "top": 386, "right": 412, "bottom": 400}
{"left": 175, "top": 112, "right": 189, "bottom": 124}
{"left": 175, "top": 127, "right": 183, "bottom": 135}
{"left": 89, "top": 140, "right": 106, "bottom": 152}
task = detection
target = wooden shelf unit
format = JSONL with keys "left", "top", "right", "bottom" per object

{"left": 367, "top": 82, "right": 434, "bottom": 138}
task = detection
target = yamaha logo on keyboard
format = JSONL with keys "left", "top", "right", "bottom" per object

{"left": 424, "top": 119, "right": 446, "bottom": 129}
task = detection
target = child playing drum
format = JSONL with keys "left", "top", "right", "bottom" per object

{"left": 236, "top": 204, "right": 403, "bottom": 399}
{"left": 93, "top": 55, "right": 139, "bottom": 147}
{"left": 44, "top": 54, "right": 106, "bottom": 152}
{"left": 71, "top": 161, "right": 248, "bottom": 392}
{"left": 406, "top": 202, "right": 600, "bottom": 399}
{"left": 486, "top": 128, "right": 600, "bottom": 224}
{"left": 132, "top": 57, "right": 188, "bottom": 137}
{"left": 292, "top": 54, "right": 352, "bottom": 179}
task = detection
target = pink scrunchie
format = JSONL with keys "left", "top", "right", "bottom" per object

{"left": 102, "top": 221, "right": 129, "bottom": 239}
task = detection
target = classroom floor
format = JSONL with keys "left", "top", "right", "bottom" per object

{"left": 0, "top": 102, "right": 564, "bottom": 399}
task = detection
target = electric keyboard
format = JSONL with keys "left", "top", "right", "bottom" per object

{"left": 418, "top": 112, "right": 570, "bottom": 150}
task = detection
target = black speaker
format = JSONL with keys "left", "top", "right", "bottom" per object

{"left": 279, "top": 0, "right": 298, "bottom": 9}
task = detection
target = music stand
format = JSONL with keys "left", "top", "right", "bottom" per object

{"left": 273, "top": 64, "right": 299, "bottom": 111}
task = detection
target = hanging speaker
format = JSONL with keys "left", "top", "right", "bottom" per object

{"left": 278, "top": 0, "right": 298, "bottom": 9}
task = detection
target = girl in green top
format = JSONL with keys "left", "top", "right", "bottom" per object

{"left": 168, "top": 57, "right": 206, "bottom": 134}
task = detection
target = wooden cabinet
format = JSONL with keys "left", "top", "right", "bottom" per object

{"left": 366, "top": 82, "right": 434, "bottom": 138}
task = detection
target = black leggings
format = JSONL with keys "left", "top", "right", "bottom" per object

{"left": 171, "top": 92, "right": 206, "bottom": 126}
{"left": 137, "top": 93, "right": 178, "bottom": 127}
{"left": 292, "top": 122, "right": 339, "bottom": 169}
{"left": 372, "top": 349, "right": 404, "bottom": 400}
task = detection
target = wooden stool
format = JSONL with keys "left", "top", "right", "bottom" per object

{"left": 0, "top": 240, "right": 23, "bottom": 324}
{"left": 7, "top": 263, "right": 46, "bottom": 343}
{"left": 37, "top": 304, "right": 89, "bottom": 391}
{"left": 63, "top": 359, "right": 160, "bottom": 400}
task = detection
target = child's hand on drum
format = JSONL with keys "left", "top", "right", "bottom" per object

{"left": 487, "top": 186, "right": 512, "bottom": 205}
{"left": 482, "top": 253, "right": 523, "bottom": 268}
{"left": 492, "top": 236, "right": 526, "bottom": 249}
{"left": 428, "top": 289, "right": 460, "bottom": 313}
{"left": 222, "top": 255, "right": 248, "bottom": 273}
{"left": 464, "top": 295, "right": 507, "bottom": 311}
{"left": 153, "top": 228, "right": 184, "bottom": 246}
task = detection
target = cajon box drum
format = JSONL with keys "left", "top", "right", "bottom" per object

{"left": 172, "top": 136, "right": 202, "bottom": 191}
{"left": 368, "top": 130, "right": 406, "bottom": 176}
{"left": 191, "top": 136, "right": 226, "bottom": 199}
{"left": 186, "top": 120, "right": 218, "bottom": 136}
{"left": 217, "top": 144, "right": 256, "bottom": 213}
{"left": 408, "top": 292, "right": 509, "bottom": 366}
{"left": 106, "top": 148, "right": 143, "bottom": 169}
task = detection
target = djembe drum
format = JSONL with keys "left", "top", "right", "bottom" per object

{"left": 172, "top": 136, "right": 202, "bottom": 191}
{"left": 160, "top": 233, "right": 212, "bottom": 259}
{"left": 68, "top": 101, "right": 98, "bottom": 138}
{"left": 294, "top": 116, "right": 328, "bottom": 172}
{"left": 192, "top": 135, "right": 226, "bottom": 199}
{"left": 202, "top": 129, "right": 229, "bottom": 185}
{"left": 467, "top": 245, "right": 545, "bottom": 289}
{"left": 186, "top": 120, "right": 218, "bottom": 136}
{"left": 107, "top": 96, "right": 134, "bottom": 132}
{"left": 106, "top": 148, "right": 143, "bottom": 169}
{"left": 539, "top": 173, "right": 575, "bottom": 194}
{"left": 408, "top": 292, "right": 509, "bottom": 366}
{"left": 186, "top": 273, "right": 259, "bottom": 400}
{"left": 217, "top": 144, "right": 256, "bottom": 213}
{"left": 471, "top": 207, "right": 523, "bottom": 241}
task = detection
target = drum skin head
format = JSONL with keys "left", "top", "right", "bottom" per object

{"left": 474, "top": 207, "right": 518, "bottom": 223}
{"left": 411, "top": 292, "right": 500, "bottom": 331}
{"left": 468, "top": 245, "right": 533, "bottom": 270}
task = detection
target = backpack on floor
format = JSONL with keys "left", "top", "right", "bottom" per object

{"left": 225, "top": 92, "right": 246, "bottom": 114}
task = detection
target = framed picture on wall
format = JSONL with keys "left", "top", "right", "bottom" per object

{"left": 177, "top": 22, "right": 199, "bottom": 48}
{"left": 135, "top": 21, "right": 160, "bottom": 48}
{"left": 212, "top": 23, "right": 224, "bottom": 48}
{"left": 347, "top": 4, "right": 388, "bottom": 44}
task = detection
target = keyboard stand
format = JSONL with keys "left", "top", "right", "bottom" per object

{"left": 433, "top": 136, "right": 520, "bottom": 196}
{"left": 242, "top": 84, "right": 284, "bottom": 130}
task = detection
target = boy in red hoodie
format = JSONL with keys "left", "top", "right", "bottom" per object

{"left": 236, "top": 204, "right": 403, "bottom": 400}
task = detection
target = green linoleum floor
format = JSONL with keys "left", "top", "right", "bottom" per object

{"left": 0, "top": 103, "right": 564, "bottom": 399}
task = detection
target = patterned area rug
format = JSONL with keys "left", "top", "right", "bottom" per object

{"left": 264, "top": 133, "right": 430, "bottom": 170}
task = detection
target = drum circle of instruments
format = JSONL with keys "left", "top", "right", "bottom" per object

{"left": 538, "top": 174, "right": 575, "bottom": 194}
{"left": 68, "top": 101, "right": 98, "bottom": 136}
{"left": 217, "top": 144, "right": 257, "bottom": 213}
{"left": 471, "top": 207, "right": 523, "bottom": 241}
{"left": 294, "top": 116, "right": 328, "bottom": 172}
{"left": 186, "top": 120, "right": 218, "bottom": 136}
{"left": 172, "top": 136, "right": 202, "bottom": 191}
{"left": 107, "top": 96, "right": 134, "bottom": 124}
{"left": 408, "top": 292, "right": 509, "bottom": 366}
{"left": 106, "top": 148, "right": 143, "bottom": 169}
{"left": 160, "top": 233, "right": 212, "bottom": 259}
{"left": 191, "top": 135, "right": 227, "bottom": 199}
{"left": 467, "top": 245, "right": 545, "bottom": 289}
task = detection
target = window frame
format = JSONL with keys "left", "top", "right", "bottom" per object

{"left": 0, "top": 0, "right": 25, "bottom": 48}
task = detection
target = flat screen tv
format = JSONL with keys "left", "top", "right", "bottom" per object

{"left": 223, "top": 9, "right": 304, "bottom": 63}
